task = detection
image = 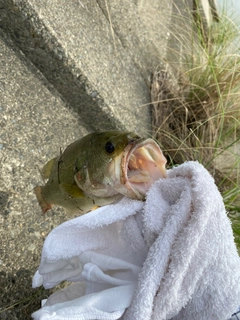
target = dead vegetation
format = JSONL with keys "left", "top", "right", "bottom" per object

{"left": 151, "top": 4, "right": 240, "bottom": 215}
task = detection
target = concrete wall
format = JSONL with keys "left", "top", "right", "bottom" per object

{"left": 0, "top": 1, "right": 202, "bottom": 318}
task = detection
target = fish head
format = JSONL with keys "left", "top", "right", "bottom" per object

{"left": 74, "top": 131, "right": 167, "bottom": 200}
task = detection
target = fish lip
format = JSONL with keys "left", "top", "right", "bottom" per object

{"left": 120, "top": 138, "right": 167, "bottom": 199}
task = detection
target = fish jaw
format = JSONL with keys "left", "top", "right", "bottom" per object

{"left": 119, "top": 138, "right": 167, "bottom": 199}
{"left": 74, "top": 153, "right": 123, "bottom": 198}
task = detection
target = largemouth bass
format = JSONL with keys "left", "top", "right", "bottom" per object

{"left": 34, "top": 131, "right": 167, "bottom": 215}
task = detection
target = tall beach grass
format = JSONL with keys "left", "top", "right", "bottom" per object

{"left": 151, "top": 2, "right": 240, "bottom": 248}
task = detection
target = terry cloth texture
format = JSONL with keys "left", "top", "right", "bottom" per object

{"left": 32, "top": 162, "right": 240, "bottom": 320}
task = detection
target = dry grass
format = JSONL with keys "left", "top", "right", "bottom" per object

{"left": 151, "top": 5, "right": 240, "bottom": 216}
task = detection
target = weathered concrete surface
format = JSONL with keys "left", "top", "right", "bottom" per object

{"left": 0, "top": 29, "right": 88, "bottom": 319}
{"left": 0, "top": 1, "right": 175, "bottom": 318}
{"left": 0, "top": 0, "right": 173, "bottom": 136}
{"left": 97, "top": 0, "right": 172, "bottom": 79}
{"left": 0, "top": 0, "right": 197, "bottom": 319}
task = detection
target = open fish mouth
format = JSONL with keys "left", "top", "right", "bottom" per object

{"left": 121, "top": 138, "right": 167, "bottom": 199}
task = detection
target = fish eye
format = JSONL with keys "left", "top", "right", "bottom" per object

{"left": 105, "top": 141, "right": 115, "bottom": 154}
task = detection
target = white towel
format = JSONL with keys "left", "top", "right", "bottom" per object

{"left": 32, "top": 161, "right": 240, "bottom": 320}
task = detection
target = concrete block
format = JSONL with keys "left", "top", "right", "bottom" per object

{"left": 97, "top": 0, "right": 172, "bottom": 79}
{"left": 0, "top": 29, "right": 88, "bottom": 317}
{"left": 0, "top": 0, "right": 172, "bottom": 135}
{"left": 0, "top": 0, "right": 181, "bottom": 317}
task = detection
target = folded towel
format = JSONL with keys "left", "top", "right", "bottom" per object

{"left": 32, "top": 161, "right": 240, "bottom": 320}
